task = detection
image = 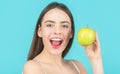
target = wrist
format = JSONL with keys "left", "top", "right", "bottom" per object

{"left": 90, "top": 55, "right": 102, "bottom": 63}
{"left": 87, "top": 51, "right": 102, "bottom": 61}
{"left": 91, "top": 57, "right": 103, "bottom": 65}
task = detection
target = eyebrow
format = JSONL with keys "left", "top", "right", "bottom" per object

{"left": 44, "top": 20, "right": 70, "bottom": 24}
{"left": 61, "top": 21, "right": 70, "bottom": 24}
{"left": 44, "top": 20, "right": 55, "bottom": 23}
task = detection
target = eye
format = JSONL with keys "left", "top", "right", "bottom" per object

{"left": 62, "top": 24, "right": 69, "bottom": 28}
{"left": 46, "top": 24, "right": 53, "bottom": 27}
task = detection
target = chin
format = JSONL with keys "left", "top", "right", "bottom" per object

{"left": 49, "top": 48, "right": 64, "bottom": 56}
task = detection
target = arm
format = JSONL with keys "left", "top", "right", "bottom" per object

{"left": 83, "top": 32, "right": 104, "bottom": 74}
{"left": 90, "top": 56, "right": 104, "bottom": 74}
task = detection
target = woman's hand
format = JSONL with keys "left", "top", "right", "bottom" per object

{"left": 83, "top": 32, "right": 104, "bottom": 74}
{"left": 83, "top": 32, "right": 101, "bottom": 60}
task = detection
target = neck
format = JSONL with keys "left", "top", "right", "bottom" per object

{"left": 36, "top": 49, "right": 65, "bottom": 65}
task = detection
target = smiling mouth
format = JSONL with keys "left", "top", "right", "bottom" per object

{"left": 50, "top": 38, "right": 63, "bottom": 49}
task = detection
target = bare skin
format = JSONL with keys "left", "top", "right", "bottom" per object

{"left": 23, "top": 54, "right": 87, "bottom": 74}
{"left": 84, "top": 32, "right": 104, "bottom": 74}
{"left": 23, "top": 8, "right": 104, "bottom": 74}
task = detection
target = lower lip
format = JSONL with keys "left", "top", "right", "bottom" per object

{"left": 50, "top": 41, "right": 62, "bottom": 49}
{"left": 52, "top": 45, "right": 61, "bottom": 49}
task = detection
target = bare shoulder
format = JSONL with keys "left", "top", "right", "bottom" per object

{"left": 72, "top": 60, "right": 88, "bottom": 74}
{"left": 23, "top": 60, "right": 42, "bottom": 74}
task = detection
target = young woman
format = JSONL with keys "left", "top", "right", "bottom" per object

{"left": 23, "top": 2, "right": 104, "bottom": 74}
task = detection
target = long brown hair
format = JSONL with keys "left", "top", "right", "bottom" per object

{"left": 27, "top": 2, "right": 75, "bottom": 60}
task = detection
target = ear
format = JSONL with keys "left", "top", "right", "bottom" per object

{"left": 69, "top": 31, "right": 73, "bottom": 39}
{"left": 37, "top": 26, "right": 42, "bottom": 37}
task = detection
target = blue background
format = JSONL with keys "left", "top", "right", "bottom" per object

{"left": 0, "top": 0, "right": 120, "bottom": 74}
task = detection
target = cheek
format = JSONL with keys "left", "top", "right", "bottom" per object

{"left": 63, "top": 30, "right": 72, "bottom": 39}
{"left": 41, "top": 29, "right": 51, "bottom": 37}
{"left": 41, "top": 29, "right": 51, "bottom": 44}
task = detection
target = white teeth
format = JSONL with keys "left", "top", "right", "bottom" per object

{"left": 51, "top": 38, "right": 62, "bottom": 41}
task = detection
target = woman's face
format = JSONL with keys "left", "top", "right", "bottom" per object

{"left": 38, "top": 8, "right": 72, "bottom": 56}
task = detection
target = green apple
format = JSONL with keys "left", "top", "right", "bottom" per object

{"left": 77, "top": 27, "right": 95, "bottom": 46}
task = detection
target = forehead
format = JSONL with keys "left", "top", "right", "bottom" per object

{"left": 42, "top": 8, "right": 71, "bottom": 23}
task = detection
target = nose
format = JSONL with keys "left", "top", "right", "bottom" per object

{"left": 54, "top": 26, "right": 61, "bottom": 35}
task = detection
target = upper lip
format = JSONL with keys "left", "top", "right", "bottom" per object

{"left": 50, "top": 37, "right": 63, "bottom": 41}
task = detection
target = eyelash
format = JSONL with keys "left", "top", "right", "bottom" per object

{"left": 46, "top": 24, "right": 53, "bottom": 27}
{"left": 46, "top": 24, "right": 69, "bottom": 28}
{"left": 62, "top": 24, "right": 69, "bottom": 28}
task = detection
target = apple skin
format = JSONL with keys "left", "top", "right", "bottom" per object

{"left": 77, "top": 27, "right": 95, "bottom": 46}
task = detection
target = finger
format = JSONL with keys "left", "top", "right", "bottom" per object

{"left": 83, "top": 45, "right": 95, "bottom": 57}
{"left": 83, "top": 46, "right": 87, "bottom": 49}
{"left": 94, "top": 32, "right": 100, "bottom": 46}
{"left": 83, "top": 45, "right": 92, "bottom": 50}
{"left": 94, "top": 32, "right": 101, "bottom": 52}
{"left": 95, "top": 32, "right": 99, "bottom": 43}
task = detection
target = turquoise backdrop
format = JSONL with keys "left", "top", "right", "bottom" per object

{"left": 0, "top": 0, "right": 120, "bottom": 74}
